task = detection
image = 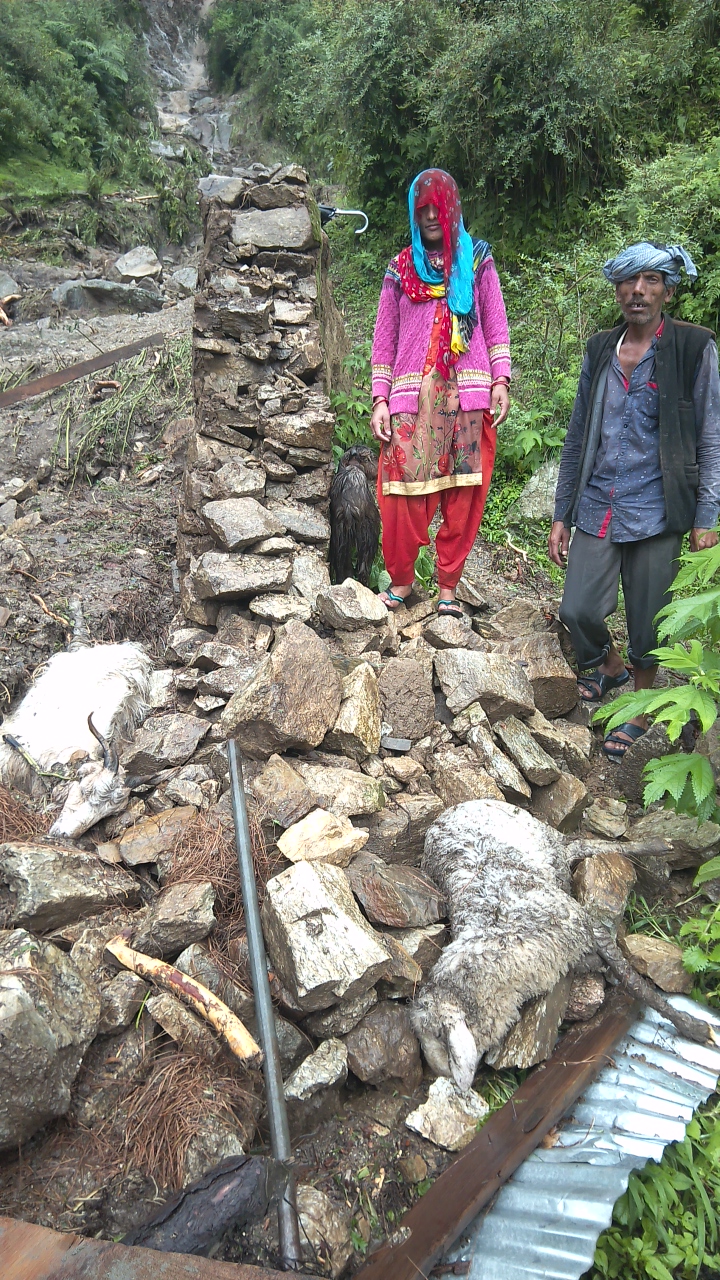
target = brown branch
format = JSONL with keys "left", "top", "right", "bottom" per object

{"left": 30, "top": 594, "right": 70, "bottom": 629}
{"left": 104, "top": 933, "right": 262, "bottom": 1067}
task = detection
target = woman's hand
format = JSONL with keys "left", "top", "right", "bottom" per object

{"left": 491, "top": 383, "right": 510, "bottom": 425}
{"left": 370, "top": 399, "right": 392, "bottom": 443}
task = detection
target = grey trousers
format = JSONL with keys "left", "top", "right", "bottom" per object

{"left": 559, "top": 524, "right": 683, "bottom": 671}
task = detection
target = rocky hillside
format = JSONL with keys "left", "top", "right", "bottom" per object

{"left": 0, "top": 4, "right": 715, "bottom": 1277}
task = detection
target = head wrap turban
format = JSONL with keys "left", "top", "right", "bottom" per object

{"left": 397, "top": 168, "right": 490, "bottom": 378}
{"left": 603, "top": 242, "right": 698, "bottom": 286}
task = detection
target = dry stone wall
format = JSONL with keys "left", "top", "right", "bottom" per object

{"left": 179, "top": 164, "right": 350, "bottom": 627}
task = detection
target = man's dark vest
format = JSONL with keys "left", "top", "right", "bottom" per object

{"left": 565, "top": 314, "right": 715, "bottom": 534}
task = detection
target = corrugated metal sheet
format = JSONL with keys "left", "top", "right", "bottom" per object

{"left": 445, "top": 995, "right": 720, "bottom": 1280}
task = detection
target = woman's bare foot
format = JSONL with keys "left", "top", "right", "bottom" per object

{"left": 379, "top": 584, "right": 413, "bottom": 610}
{"left": 437, "top": 588, "right": 463, "bottom": 619}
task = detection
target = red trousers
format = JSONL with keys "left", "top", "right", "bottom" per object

{"left": 377, "top": 411, "right": 497, "bottom": 589}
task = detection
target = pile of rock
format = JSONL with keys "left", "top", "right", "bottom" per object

{"left": 176, "top": 164, "right": 347, "bottom": 630}
{"left": 51, "top": 243, "right": 198, "bottom": 315}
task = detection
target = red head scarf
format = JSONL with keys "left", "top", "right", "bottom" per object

{"left": 412, "top": 168, "right": 463, "bottom": 285}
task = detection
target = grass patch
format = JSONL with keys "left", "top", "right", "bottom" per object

{"left": 0, "top": 151, "right": 95, "bottom": 201}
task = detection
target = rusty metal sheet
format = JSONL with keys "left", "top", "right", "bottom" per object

{"left": 1, "top": 1216, "right": 307, "bottom": 1280}
{"left": 0, "top": 333, "right": 166, "bottom": 410}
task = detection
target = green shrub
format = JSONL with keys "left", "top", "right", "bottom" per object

{"left": 0, "top": 0, "right": 153, "bottom": 171}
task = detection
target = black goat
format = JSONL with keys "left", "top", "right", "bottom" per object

{"left": 329, "top": 444, "right": 380, "bottom": 586}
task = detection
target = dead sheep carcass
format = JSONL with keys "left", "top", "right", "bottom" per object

{"left": 412, "top": 799, "right": 712, "bottom": 1091}
{"left": 0, "top": 631, "right": 152, "bottom": 839}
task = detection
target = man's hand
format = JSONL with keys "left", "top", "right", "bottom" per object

{"left": 491, "top": 383, "right": 510, "bottom": 425}
{"left": 548, "top": 520, "right": 570, "bottom": 566}
{"left": 370, "top": 399, "right": 391, "bottom": 443}
{"left": 690, "top": 527, "right": 719, "bottom": 552}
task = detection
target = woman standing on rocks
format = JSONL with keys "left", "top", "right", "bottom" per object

{"left": 370, "top": 169, "right": 511, "bottom": 616}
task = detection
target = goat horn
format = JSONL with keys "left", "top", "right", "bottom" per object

{"left": 87, "top": 714, "right": 119, "bottom": 773}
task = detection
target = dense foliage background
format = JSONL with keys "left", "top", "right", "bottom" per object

{"left": 0, "top": 0, "right": 152, "bottom": 175}
{"left": 206, "top": 0, "right": 720, "bottom": 562}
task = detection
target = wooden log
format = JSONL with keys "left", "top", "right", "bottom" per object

{"left": 104, "top": 933, "right": 262, "bottom": 1067}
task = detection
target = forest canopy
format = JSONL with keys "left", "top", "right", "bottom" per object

{"left": 207, "top": 0, "right": 720, "bottom": 314}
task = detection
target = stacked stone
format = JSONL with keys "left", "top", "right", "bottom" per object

{"left": 178, "top": 163, "right": 349, "bottom": 632}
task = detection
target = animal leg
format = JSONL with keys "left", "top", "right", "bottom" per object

{"left": 596, "top": 933, "right": 716, "bottom": 1045}
{"left": 355, "top": 515, "right": 381, "bottom": 586}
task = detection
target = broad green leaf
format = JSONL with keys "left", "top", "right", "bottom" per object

{"left": 695, "top": 856, "right": 720, "bottom": 886}
{"left": 681, "top": 945, "right": 710, "bottom": 973}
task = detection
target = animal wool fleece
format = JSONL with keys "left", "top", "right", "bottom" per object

{"left": 0, "top": 642, "right": 152, "bottom": 794}
{"left": 412, "top": 800, "right": 594, "bottom": 1091}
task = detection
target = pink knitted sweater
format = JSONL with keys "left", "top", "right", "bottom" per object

{"left": 371, "top": 255, "right": 511, "bottom": 414}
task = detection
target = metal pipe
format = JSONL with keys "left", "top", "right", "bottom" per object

{"left": 227, "top": 739, "right": 303, "bottom": 1270}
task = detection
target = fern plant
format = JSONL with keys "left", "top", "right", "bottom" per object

{"left": 594, "top": 538, "right": 720, "bottom": 823}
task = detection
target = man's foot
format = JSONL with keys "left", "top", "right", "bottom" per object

{"left": 603, "top": 719, "right": 648, "bottom": 760}
{"left": 379, "top": 584, "right": 412, "bottom": 610}
{"left": 576, "top": 666, "right": 630, "bottom": 703}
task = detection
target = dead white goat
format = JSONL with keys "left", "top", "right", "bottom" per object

{"left": 412, "top": 799, "right": 712, "bottom": 1092}
{"left": 0, "top": 638, "right": 152, "bottom": 839}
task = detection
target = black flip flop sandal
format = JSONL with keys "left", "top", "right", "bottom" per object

{"left": 437, "top": 600, "right": 464, "bottom": 619}
{"left": 379, "top": 588, "right": 410, "bottom": 611}
{"left": 603, "top": 721, "right": 647, "bottom": 760}
{"left": 577, "top": 667, "right": 630, "bottom": 703}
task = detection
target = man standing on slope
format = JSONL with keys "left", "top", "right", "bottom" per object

{"left": 549, "top": 242, "right": 720, "bottom": 759}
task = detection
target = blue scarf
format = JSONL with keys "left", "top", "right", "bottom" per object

{"left": 407, "top": 170, "right": 489, "bottom": 318}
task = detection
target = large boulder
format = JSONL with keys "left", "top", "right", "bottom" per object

{"left": 221, "top": 621, "right": 342, "bottom": 757}
{"left": 265, "top": 500, "right": 330, "bottom": 543}
{"left": 572, "top": 851, "right": 636, "bottom": 933}
{"left": 508, "top": 459, "right": 560, "bottom": 524}
{"left": 466, "top": 724, "right": 532, "bottom": 804}
{"left": 292, "top": 761, "right": 386, "bottom": 817}
{"left": 231, "top": 206, "right": 318, "bottom": 251}
{"left": 292, "top": 552, "right": 331, "bottom": 608}
{"left": 500, "top": 633, "right": 577, "bottom": 719}
{"left": 247, "top": 754, "right": 317, "bottom": 828}
{"left": 433, "top": 650, "right": 535, "bottom": 721}
{"left": 344, "top": 1000, "right": 422, "bottom": 1088}
{"left": 277, "top": 809, "right": 369, "bottom": 867}
{"left": 122, "top": 714, "right": 210, "bottom": 775}
{"left": 379, "top": 655, "right": 435, "bottom": 742}
{"left": 261, "top": 860, "right": 392, "bottom": 1011}
{"left": 0, "top": 842, "right": 141, "bottom": 933}
{"left": 191, "top": 552, "right": 292, "bottom": 600}
{"left": 132, "top": 881, "right": 216, "bottom": 957}
{"left": 201, "top": 497, "right": 285, "bottom": 550}
{"left": 345, "top": 854, "right": 444, "bottom": 928}
{"left": 295, "top": 1185, "right": 353, "bottom": 1280}
{"left": 324, "top": 662, "right": 381, "bottom": 760}
{"left": 317, "top": 580, "right": 388, "bottom": 632}
{"left": 118, "top": 806, "right": 197, "bottom": 868}
{"left": 620, "top": 934, "right": 692, "bottom": 993}
{"left": 493, "top": 715, "right": 561, "bottom": 786}
{"left": 626, "top": 810, "right": 720, "bottom": 865}
{"left": 0, "top": 930, "right": 100, "bottom": 1149}
{"left": 532, "top": 772, "right": 589, "bottom": 833}
{"left": 115, "top": 244, "right": 162, "bottom": 281}
{"left": 432, "top": 746, "right": 505, "bottom": 807}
